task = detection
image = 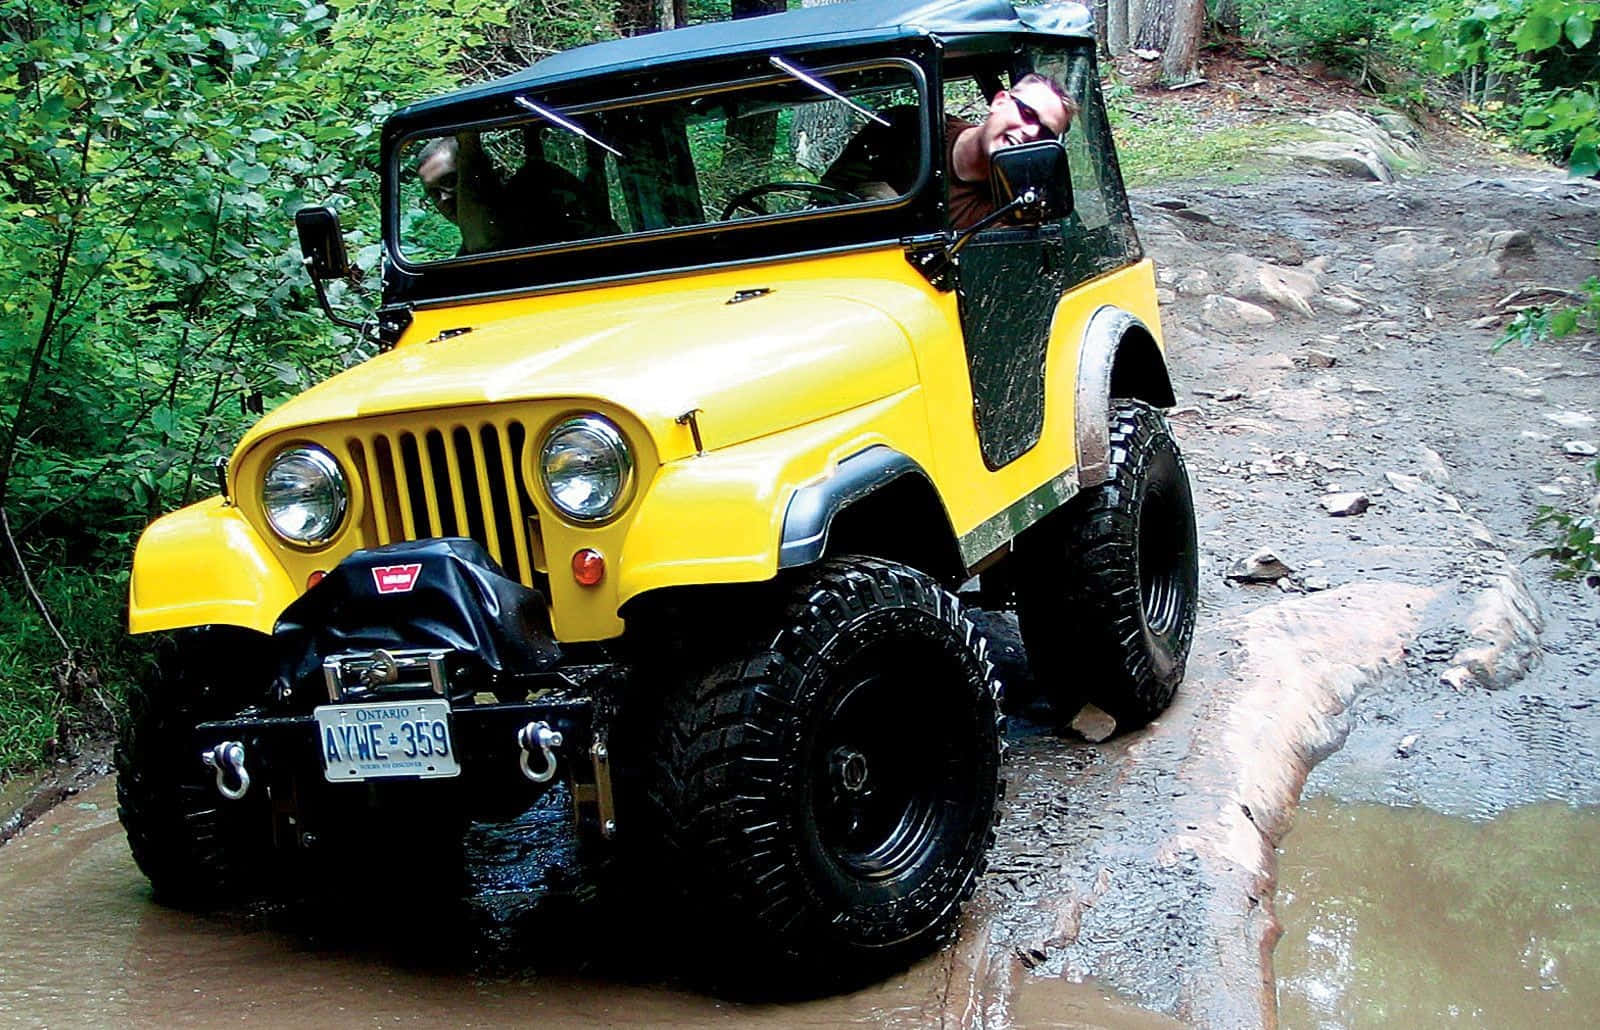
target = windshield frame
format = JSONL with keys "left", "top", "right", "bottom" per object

{"left": 384, "top": 55, "right": 932, "bottom": 276}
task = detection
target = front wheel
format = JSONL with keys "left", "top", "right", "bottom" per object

{"left": 1017, "top": 399, "right": 1198, "bottom": 729}
{"left": 116, "top": 627, "right": 274, "bottom": 908}
{"left": 648, "top": 557, "right": 1003, "bottom": 969}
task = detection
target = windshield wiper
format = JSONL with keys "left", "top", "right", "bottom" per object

{"left": 769, "top": 56, "right": 890, "bottom": 127}
{"left": 513, "top": 96, "right": 623, "bottom": 158}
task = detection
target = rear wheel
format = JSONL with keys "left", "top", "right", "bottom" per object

{"left": 116, "top": 627, "right": 274, "bottom": 908}
{"left": 1017, "top": 400, "right": 1198, "bottom": 728}
{"left": 648, "top": 557, "right": 1003, "bottom": 969}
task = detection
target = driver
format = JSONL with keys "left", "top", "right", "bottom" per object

{"left": 821, "top": 72, "right": 1076, "bottom": 230}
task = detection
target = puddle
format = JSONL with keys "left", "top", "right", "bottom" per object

{"left": 1275, "top": 797, "right": 1600, "bottom": 1027}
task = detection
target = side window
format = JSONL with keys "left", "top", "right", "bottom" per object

{"left": 1029, "top": 45, "right": 1141, "bottom": 276}
{"left": 1063, "top": 99, "right": 1111, "bottom": 231}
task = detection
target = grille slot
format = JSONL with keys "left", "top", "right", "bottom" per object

{"left": 344, "top": 415, "right": 542, "bottom": 587}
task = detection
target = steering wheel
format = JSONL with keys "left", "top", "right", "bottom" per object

{"left": 719, "top": 182, "right": 863, "bottom": 221}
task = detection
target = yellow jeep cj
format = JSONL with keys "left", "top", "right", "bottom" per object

{"left": 119, "top": 0, "right": 1197, "bottom": 970}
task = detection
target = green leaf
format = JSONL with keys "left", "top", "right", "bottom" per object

{"left": 1513, "top": 14, "right": 1562, "bottom": 51}
{"left": 1567, "top": 13, "right": 1595, "bottom": 50}
{"left": 1550, "top": 307, "right": 1581, "bottom": 337}
{"left": 1570, "top": 142, "right": 1600, "bottom": 179}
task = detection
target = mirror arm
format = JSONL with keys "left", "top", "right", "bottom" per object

{"left": 947, "top": 188, "right": 1038, "bottom": 258}
{"left": 304, "top": 257, "right": 375, "bottom": 338}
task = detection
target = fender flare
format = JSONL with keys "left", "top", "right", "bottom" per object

{"left": 777, "top": 446, "right": 929, "bottom": 568}
{"left": 1075, "top": 306, "right": 1176, "bottom": 489}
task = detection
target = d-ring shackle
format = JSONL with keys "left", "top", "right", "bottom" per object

{"left": 201, "top": 741, "right": 250, "bottom": 800}
{"left": 517, "top": 722, "right": 563, "bottom": 783}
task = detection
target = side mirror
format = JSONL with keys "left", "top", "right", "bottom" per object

{"left": 295, "top": 206, "right": 351, "bottom": 280}
{"left": 989, "top": 140, "right": 1074, "bottom": 224}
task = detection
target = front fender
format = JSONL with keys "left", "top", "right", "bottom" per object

{"left": 128, "top": 498, "right": 297, "bottom": 636}
{"left": 616, "top": 389, "right": 933, "bottom": 609}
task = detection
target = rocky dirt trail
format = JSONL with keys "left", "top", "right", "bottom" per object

{"left": 2, "top": 141, "right": 1597, "bottom": 1029}
{"left": 960, "top": 153, "right": 1600, "bottom": 1025}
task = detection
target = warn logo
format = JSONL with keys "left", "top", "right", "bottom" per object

{"left": 371, "top": 564, "right": 423, "bottom": 595}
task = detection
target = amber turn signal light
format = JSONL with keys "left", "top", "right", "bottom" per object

{"left": 572, "top": 548, "right": 605, "bottom": 586}
{"left": 307, "top": 570, "right": 327, "bottom": 589}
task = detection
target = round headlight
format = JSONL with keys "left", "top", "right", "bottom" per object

{"left": 539, "top": 416, "right": 633, "bottom": 523}
{"left": 261, "top": 446, "right": 348, "bottom": 545}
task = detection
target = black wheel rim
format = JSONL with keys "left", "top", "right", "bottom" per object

{"left": 1137, "top": 451, "right": 1195, "bottom": 636}
{"left": 811, "top": 653, "right": 977, "bottom": 884}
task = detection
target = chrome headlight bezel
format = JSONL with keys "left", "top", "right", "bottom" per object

{"left": 538, "top": 415, "right": 634, "bottom": 524}
{"left": 260, "top": 445, "right": 349, "bottom": 547}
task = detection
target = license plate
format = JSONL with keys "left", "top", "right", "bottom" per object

{"left": 314, "top": 699, "right": 461, "bottom": 782}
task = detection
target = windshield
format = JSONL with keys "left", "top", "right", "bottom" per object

{"left": 394, "top": 61, "right": 926, "bottom": 266}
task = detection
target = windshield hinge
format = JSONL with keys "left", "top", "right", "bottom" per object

{"left": 376, "top": 304, "right": 414, "bottom": 351}
{"left": 902, "top": 234, "right": 955, "bottom": 292}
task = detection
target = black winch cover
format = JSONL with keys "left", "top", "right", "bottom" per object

{"left": 272, "top": 538, "right": 562, "bottom": 694}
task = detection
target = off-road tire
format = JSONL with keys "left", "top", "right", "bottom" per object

{"left": 116, "top": 627, "right": 273, "bottom": 909}
{"left": 648, "top": 557, "right": 1003, "bottom": 971}
{"left": 1017, "top": 399, "right": 1198, "bottom": 728}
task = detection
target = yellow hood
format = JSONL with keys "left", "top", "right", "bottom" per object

{"left": 239, "top": 278, "right": 920, "bottom": 462}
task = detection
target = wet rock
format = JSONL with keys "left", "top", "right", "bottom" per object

{"left": 1547, "top": 411, "right": 1598, "bottom": 430}
{"left": 1536, "top": 484, "right": 1566, "bottom": 497}
{"left": 1317, "top": 294, "right": 1363, "bottom": 315}
{"left": 1489, "top": 384, "right": 1548, "bottom": 402}
{"left": 1155, "top": 287, "right": 1177, "bottom": 305}
{"left": 1305, "top": 349, "right": 1337, "bottom": 368}
{"left": 1069, "top": 704, "right": 1118, "bottom": 743}
{"left": 1388, "top": 470, "right": 1427, "bottom": 495}
{"left": 1563, "top": 440, "right": 1598, "bottom": 457}
{"left": 1375, "top": 239, "right": 1455, "bottom": 270}
{"left": 1271, "top": 140, "right": 1393, "bottom": 182}
{"left": 1175, "top": 268, "right": 1214, "bottom": 296}
{"left": 1470, "top": 228, "right": 1534, "bottom": 259}
{"left": 1417, "top": 445, "right": 1450, "bottom": 484}
{"left": 1463, "top": 518, "right": 1498, "bottom": 548}
{"left": 1202, "top": 295, "right": 1277, "bottom": 330}
{"left": 1351, "top": 382, "right": 1385, "bottom": 395}
{"left": 1319, "top": 492, "right": 1370, "bottom": 516}
{"left": 1395, "top": 733, "right": 1419, "bottom": 757}
{"left": 1217, "top": 253, "right": 1321, "bottom": 316}
{"left": 1445, "top": 571, "right": 1546, "bottom": 691}
{"left": 1469, "top": 314, "right": 1502, "bottom": 329}
{"left": 1303, "top": 110, "right": 1422, "bottom": 171}
{"left": 1303, "top": 576, "right": 1331, "bottom": 592}
{"left": 1227, "top": 548, "right": 1294, "bottom": 582}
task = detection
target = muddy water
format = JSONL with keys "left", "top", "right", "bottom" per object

{"left": 1275, "top": 798, "right": 1600, "bottom": 1027}
{"left": 0, "top": 778, "right": 1163, "bottom": 1029}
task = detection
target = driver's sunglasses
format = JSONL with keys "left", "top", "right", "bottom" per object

{"left": 1009, "top": 94, "right": 1054, "bottom": 138}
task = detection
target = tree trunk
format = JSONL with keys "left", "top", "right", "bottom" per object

{"left": 793, "top": 0, "right": 855, "bottom": 171}
{"left": 726, "top": 0, "right": 785, "bottom": 163}
{"left": 616, "top": 0, "right": 683, "bottom": 34}
{"left": 1107, "top": 0, "right": 1129, "bottom": 56}
{"left": 1132, "top": 0, "right": 1174, "bottom": 52}
{"left": 1162, "top": 0, "right": 1205, "bottom": 82}
{"left": 1212, "top": 0, "right": 1240, "bottom": 36}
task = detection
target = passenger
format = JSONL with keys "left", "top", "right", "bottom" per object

{"left": 822, "top": 72, "right": 1076, "bottom": 229}
{"left": 417, "top": 133, "right": 620, "bottom": 254}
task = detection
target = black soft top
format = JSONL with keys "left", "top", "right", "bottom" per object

{"left": 401, "top": 0, "right": 1093, "bottom": 118}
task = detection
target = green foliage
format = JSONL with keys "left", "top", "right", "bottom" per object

{"left": 1241, "top": 0, "right": 1433, "bottom": 71}
{"left": 0, "top": 0, "right": 584, "bottom": 778}
{"left": 1394, "top": 0, "right": 1600, "bottom": 174}
{"left": 0, "top": 567, "right": 147, "bottom": 778}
